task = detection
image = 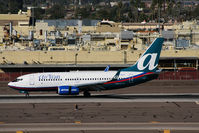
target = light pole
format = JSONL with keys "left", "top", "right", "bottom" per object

{"left": 75, "top": 53, "right": 78, "bottom": 65}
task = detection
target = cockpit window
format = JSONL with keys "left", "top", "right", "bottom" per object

{"left": 12, "top": 78, "right": 23, "bottom": 82}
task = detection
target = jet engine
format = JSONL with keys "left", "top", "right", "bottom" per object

{"left": 58, "top": 86, "right": 79, "bottom": 95}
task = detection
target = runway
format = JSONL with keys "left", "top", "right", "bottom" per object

{"left": 1, "top": 80, "right": 199, "bottom": 95}
{"left": 1, "top": 101, "right": 199, "bottom": 123}
{"left": 0, "top": 80, "right": 199, "bottom": 132}
{"left": 0, "top": 93, "right": 199, "bottom": 103}
{"left": 1, "top": 123, "right": 199, "bottom": 132}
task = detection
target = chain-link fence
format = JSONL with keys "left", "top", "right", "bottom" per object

{"left": 157, "top": 71, "right": 199, "bottom": 80}
{"left": 0, "top": 72, "right": 31, "bottom": 81}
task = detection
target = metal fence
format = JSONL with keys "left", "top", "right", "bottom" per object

{"left": 0, "top": 72, "right": 31, "bottom": 81}
{"left": 1, "top": 71, "right": 199, "bottom": 82}
{"left": 157, "top": 71, "right": 199, "bottom": 80}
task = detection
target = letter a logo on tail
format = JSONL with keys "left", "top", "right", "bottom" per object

{"left": 121, "top": 38, "right": 164, "bottom": 72}
{"left": 137, "top": 53, "right": 158, "bottom": 71}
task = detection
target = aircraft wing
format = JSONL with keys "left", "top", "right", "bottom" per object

{"left": 77, "top": 70, "right": 121, "bottom": 91}
{"left": 78, "top": 82, "right": 107, "bottom": 91}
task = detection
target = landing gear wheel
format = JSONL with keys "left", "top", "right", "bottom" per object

{"left": 83, "top": 91, "right": 91, "bottom": 97}
{"left": 25, "top": 92, "right": 29, "bottom": 97}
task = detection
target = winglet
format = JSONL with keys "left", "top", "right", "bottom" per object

{"left": 104, "top": 65, "right": 110, "bottom": 72}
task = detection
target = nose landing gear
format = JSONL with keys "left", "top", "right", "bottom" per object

{"left": 83, "top": 91, "right": 91, "bottom": 97}
{"left": 25, "top": 92, "right": 29, "bottom": 97}
{"left": 20, "top": 91, "right": 29, "bottom": 97}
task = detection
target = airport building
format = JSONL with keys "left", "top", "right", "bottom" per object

{"left": 0, "top": 9, "right": 198, "bottom": 81}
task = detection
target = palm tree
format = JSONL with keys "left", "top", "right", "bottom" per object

{"left": 117, "top": 0, "right": 123, "bottom": 21}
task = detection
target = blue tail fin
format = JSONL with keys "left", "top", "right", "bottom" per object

{"left": 121, "top": 38, "right": 164, "bottom": 72}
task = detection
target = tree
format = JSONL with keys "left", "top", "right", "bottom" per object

{"left": 9, "top": 0, "right": 24, "bottom": 13}
{"left": 96, "top": 8, "right": 109, "bottom": 20}
{"left": 0, "top": 1, "right": 8, "bottom": 13}
{"left": 34, "top": 8, "right": 46, "bottom": 19}
{"left": 192, "top": 5, "right": 199, "bottom": 19}
{"left": 75, "top": 6, "right": 92, "bottom": 19}
{"left": 116, "top": 1, "right": 123, "bottom": 21}
{"left": 46, "top": 4, "right": 65, "bottom": 19}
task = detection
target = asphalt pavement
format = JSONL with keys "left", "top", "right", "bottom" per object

{"left": 0, "top": 80, "right": 199, "bottom": 133}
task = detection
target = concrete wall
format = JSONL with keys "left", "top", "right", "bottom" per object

{"left": 161, "top": 50, "right": 199, "bottom": 57}
{"left": 0, "top": 51, "right": 124, "bottom": 64}
{"left": 0, "top": 50, "right": 199, "bottom": 65}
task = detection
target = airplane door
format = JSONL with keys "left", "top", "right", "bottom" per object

{"left": 29, "top": 75, "right": 35, "bottom": 85}
{"left": 129, "top": 74, "right": 133, "bottom": 83}
{"left": 129, "top": 77, "right": 133, "bottom": 83}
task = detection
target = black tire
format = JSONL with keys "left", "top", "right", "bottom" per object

{"left": 25, "top": 92, "right": 29, "bottom": 98}
{"left": 83, "top": 91, "right": 91, "bottom": 97}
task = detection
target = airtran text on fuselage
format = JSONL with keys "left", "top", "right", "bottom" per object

{"left": 39, "top": 74, "right": 61, "bottom": 81}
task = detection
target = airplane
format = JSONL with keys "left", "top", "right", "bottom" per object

{"left": 8, "top": 38, "right": 164, "bottom": 97}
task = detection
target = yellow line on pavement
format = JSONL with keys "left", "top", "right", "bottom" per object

{"left": 164, "top": 129, "right": 170, "bottom": 133}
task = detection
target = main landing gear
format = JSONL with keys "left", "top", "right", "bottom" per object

{"left": 20, "top": 91, "right": 29, "bottom": 97}
{"left": 25, "top": 92, "right": 29, "bottom": 97}
{"left": 83, "top": 91, "right": 91, "bottom": 97}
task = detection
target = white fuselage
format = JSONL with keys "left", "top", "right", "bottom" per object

{"left": 8, "top": 71, "right": 143, "bottom": 89}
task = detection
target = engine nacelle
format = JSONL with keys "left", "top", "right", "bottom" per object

{"left": 58, "top": 86, "right": 79, "bottom": 95}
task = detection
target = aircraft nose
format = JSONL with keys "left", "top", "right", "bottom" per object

{"left": 8, "top": 82, "right": 13, "bottom": 87}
